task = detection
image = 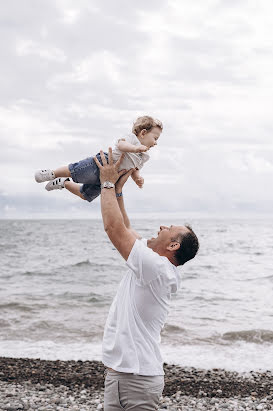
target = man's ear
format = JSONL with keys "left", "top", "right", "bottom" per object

{"left": 167, "top": 241, "right": 180, "bottom": 252}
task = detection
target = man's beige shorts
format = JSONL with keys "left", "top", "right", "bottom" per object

{"left": 104, "top": 369, "right": 164, "bottom": 410}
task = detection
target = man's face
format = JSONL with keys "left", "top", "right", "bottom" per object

{"left": 148, "top": 225, "right": 189, "bottom": 250}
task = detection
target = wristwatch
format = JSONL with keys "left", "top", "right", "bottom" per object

{"left": 101, "top": 181, "right": 115, "bottom": 189}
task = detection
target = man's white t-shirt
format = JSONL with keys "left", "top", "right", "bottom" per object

{"left": 112, "top": 133, "right": 150, "bottom": 171}
{"left": 102, "top": 238, "right": 181, "bottom": 376}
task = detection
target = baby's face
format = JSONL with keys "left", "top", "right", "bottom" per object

{"left": 140, "top": 127, "right": 161, "bottom": 149}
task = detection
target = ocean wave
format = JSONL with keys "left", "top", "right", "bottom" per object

{"left": 0, "top": 319, "right": 10, "bottom": 328}
{"left": 264, "top": 274, "right": 273, "bottom": 281}
{"left": 22, "top": 270, "right": 48, "bottom": 276}
{"left": 21, "top": 259, "right": 123, "bottom": 277}
{"left": 162, "top": 324, "right": 187, "bottom": 334}
{"left": 68, "top": 260, "right": 123, "bottom": 270}
{"left": 183, "top": 273, "right": 198, "bottom": 279}
{"left": 23, "top": 321, "right": 103, "bottom": 339}
{"left": 0, "top": 243, "right": 16, "bottom": 250}
{"left": 192, "top": 296, "right": 240, "bottom": 302}
{"left": 200, "top": 264, "right": 216, "bottom": 270}
{"left": 0, "top": 302, "right": 34, "bottom": 312}
{"left": 21, "top": 261, "right": 93, "bottom": 276}
{"left": 27, "top": 320, "right": 51, "bottom": 330}
{"left": 71, "top": 260, "right": 121, "bottom": 269}
{"left": 53, "top": 291, "right": 107, "bottom": 304}
{"left": 238, "top": 274, "right": 273, "bottom": 282}
{"left": 222, "top": 329, "right": 273, "bottom": 344}
{"left": 72, "top": 260, "right": 92, "bottom": 267}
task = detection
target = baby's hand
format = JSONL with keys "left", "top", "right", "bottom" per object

{"left": 135, "top": 176, "right": 144, "bottom": 188}
{"left": 135, "top": 145, "right": 149, "bottom": 153}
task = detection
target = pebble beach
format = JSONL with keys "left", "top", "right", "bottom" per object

{"left": 1, "top": 358, "right": 273, "bottom": 410}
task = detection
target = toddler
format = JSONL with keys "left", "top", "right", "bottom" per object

{"left": 34, "top": 116, "right": 163, "bottom": 202}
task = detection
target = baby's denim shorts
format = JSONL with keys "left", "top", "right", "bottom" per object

{"left": 68, "top": 152, "right": 108, "bottom": 202}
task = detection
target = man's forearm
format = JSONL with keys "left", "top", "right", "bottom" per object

{"left": 101, "top": 188, "right": 125, "bottom": 232}
{"left": 116, "top": 191, "right": 140, "bottom": 239}
{"left": 116, "top": 194, "right": 131, "bottom": 229}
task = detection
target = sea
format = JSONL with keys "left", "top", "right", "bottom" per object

{"left": 0, "top": 218, "right": 273, "bottom": 373}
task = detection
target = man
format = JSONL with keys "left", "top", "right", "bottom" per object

{"left": 94, "top": 149, "right": 199, "bottom": 411}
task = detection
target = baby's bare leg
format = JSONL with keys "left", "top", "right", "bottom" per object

{"left": 54, "top": 166, "right": 71, "bottom": 178}
{"left": 64, "top": 180, "right": 86, "bottom": 200}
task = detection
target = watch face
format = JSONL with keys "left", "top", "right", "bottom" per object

{"left": 103, "top": 181, "right": 114, "bottom": 188}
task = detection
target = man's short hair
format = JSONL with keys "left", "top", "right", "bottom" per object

{"left": 173, "top": 225, "right": 199, "bottom": 266}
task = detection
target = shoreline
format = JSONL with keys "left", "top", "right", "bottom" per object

{"left": 1, "top": 357, "right": 273, "bottom": 410}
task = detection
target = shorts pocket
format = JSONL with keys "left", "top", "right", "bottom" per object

{"left": 105, "top": 378, "right": 128, "bottom": 410}
{"left": 144, "top": 381, "right": 164, "bottom": 408}
{"left": 117, "top": 379, "right": 128, "bottom": 409}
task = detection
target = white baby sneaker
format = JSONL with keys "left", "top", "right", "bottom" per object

{"left": 35, "top": 169, "right": 55, "bottom": 183}
{"left": 45, "top": 177, "right": 70, "bottom": 191}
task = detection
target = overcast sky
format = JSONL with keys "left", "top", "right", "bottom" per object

{"left": 1, "top": 0, "right": 273, "bottom": 218}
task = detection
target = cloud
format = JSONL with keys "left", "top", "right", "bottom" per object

{"left": 1, "top": 0, "right": 273, "bottom": 218}
{"left": 16, "top": 39, "right": 67, "bottom": 63}
{"left": 48, "top": 51, "right": 123, "bottom": 88}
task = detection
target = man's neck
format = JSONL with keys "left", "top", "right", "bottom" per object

{"left": 147, "top": 240, "right": 178, "bottom": 266}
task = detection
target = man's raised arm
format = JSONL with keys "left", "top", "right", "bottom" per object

{"left": 115, "top": 171, "right": 142, "bottom": 240}
{"left": 94, "top": 149, "right": 138, "bottom": 260}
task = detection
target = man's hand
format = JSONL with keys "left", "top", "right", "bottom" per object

{"left": 116, "top": 168, "right": 135, "bottom": 193}
{"left": 94, "top": 148, "right": 126, "bottom": 184}
{"left": 135, "top": 145, "right": 149, "bottom": 153}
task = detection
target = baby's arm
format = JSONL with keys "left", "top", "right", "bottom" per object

{"left": 131, "top": 169, "right": 144, "bottom": 189}
{"left": 117, "top": 139, "right": 148, "bottom": 153}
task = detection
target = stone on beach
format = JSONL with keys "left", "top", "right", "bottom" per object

{"left": 0, "top": 357, "right": 273, "bottom": 410}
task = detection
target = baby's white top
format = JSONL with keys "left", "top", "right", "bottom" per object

{"left": 112, "top": 133, "right": 150, "bottom": 171}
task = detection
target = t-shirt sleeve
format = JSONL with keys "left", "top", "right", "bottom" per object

{"left": 126, "top": 239, "right": 177, "bottom": 291}
{"left": 125, "top": 133, "right": 138, "bottom": 145}
{"left": 116, "top": 133, "right": 138, "bottom": 146}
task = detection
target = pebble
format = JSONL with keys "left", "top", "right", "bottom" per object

{"left": 0, "top": 358, "right": 273, "bottom": 410}
{"left": 1, "top": 381, "right": 273, "bottom": 411}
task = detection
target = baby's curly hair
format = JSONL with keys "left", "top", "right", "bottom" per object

{"left": 132, "top": 116, "right": 163, "bottom": 136}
